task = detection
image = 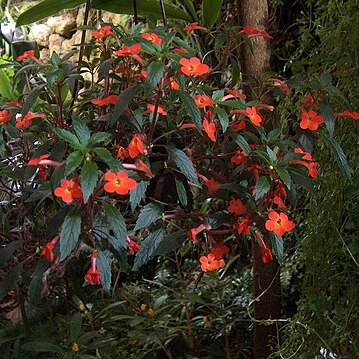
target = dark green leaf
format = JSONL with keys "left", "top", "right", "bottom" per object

{"left": 202, "top": 0, "right": 222, "bottom": 28}
{"left": 167, "top": 146, "right": 199, "bottom": 185}
{"left": 266, "top": 146, "right": 277, "bottom": 162}
{"left": 65, "top": 150, "right": 83, "bottom": 176}
{"left": 93, "top": 147, "right": 122, "bottom": 171}
{"left": 0, "top": 240, "right": 22, "bottom": 266}
{"left": 129, "top": 181, "right": 149, "bottom": 212}
{"left": 155, "top": 231, "right": 187, "bottom": 255}
{"left": 231, "top": 132, "right": 251, "bottom": 154}
{"left": 70, "top": 313, "right": 83, "bottom": 341}
{"left": 0, "top": 262, "right": 23, "bottom": 300}
{"left": 254, "top": 176, "right": 271, "bottom": 200}
{"left": 135, "top": 203, "right": 163, "bottom": 230}
{"left": 21, "top": 85, "right": 45, "bottom": 116}
{"left": 21, "top": 342, "right": 63, "bottom": 353}
{"left": 177, "top": 0, "right": 198, "bottom": 21}
{"left": 178, "top": 91, "right": 202, "bottom": 128}
{"left": 175, "top": 177, "right": 188, "bottom": 207}
{"left": 319, "top": 101, "right": 335, "bottom": 137}
{"left": 88, "top": 132, "right": 112, "bottom": 147}
{"left": 73, "top": 119, "right": 91, "bottom": 145}
{"left": 60, "top": 208, "right": 81, "bottom": 261}
{"left": 215, "top": 107, "right": 229, "bottom": 132}
{"left": 277, "top": 169, "right": 291, "bottom": 190}
{"left": 17, "top": 0, "right": 85, "bottom": 26}
{"left": 290, "top": 171, "right": 316, "bottom": 194}
{"left": 133, "top": 229, "right": 163, "bottom": 271}
{"left": 81, "top": 161, "right": 98, "bottom": 203}
{"left": 97, "top": 249, "right": 112, "bottom": 293}
{"left": 271, "top": 233, "right": 283, "bottom": 265}
{"left": 110, "top": 84, "right": 142, "bottom": 126}
{"left": 103, "top": 203, "right": 127, "bottom": 250}
{"left": 146, "top": 61, "right": 164, "bottom": 89}
{"left": 28, "top": 259, "right": 50, "bottom": 308}
{"left": 54, "top": 128, "right": 81, "bottom": 149}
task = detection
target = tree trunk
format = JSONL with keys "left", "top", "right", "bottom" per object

{"left": 237, "top": 1, "right": 282, "bottom": 358}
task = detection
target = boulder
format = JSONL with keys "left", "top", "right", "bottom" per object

{"left": 29, "top": 24, "right": 52, "bottom": 48}
{"left": 47, "top": 14, "right": 77, "bottom": 38}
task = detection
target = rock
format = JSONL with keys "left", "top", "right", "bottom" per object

{"left": 29, "top": 24, "right": 52, "bottom": 48}
{"left": 47, "top": 14, "right": 77, "bottom": 38}
{"left": 40, "top": 48, "right": 50, "bottom": 60}
{"left": 101, "top": 12, "right": 127, "bottom": 25}
{"left": 49, "top": 34, "right": 65, "bottom": 56}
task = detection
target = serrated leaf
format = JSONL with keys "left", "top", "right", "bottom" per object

{"left": 110, "top": 84, "right": 142, "bottom": 126}
{"left": 0, "top": 262, "right": 23, "bottom": 301}
{"left": 129, "top": 181, "right": 149, "bottom": 212}
{"left": 65, "top": 151, "right": 83, "bottom": 176}
{"left": 155, "top": 231, "right": 187, "bottom": 255}
{"left": 175, "top": 177, "right": 187, "bottom": 207}
{"left": 167, "top": 146, "right": 199, "bottom": 185}
{"left": 135, "top": 203, "right": 163, "bottom": 230}
{"left": 60, "top": 209, "right": 81, "bottom": 261}
{"left": 215, "top": 107, "right": 229, "bottom": 132}
{"left": 81, "top": 161, "right": 98, "bottom": 203}
{"left": 202, "top": 0, "right": 222, "bottom": 28}
{"left": 97, "top": 249, "right": 112, "bottom": 293}
{"left": 103, "top": 203, "right": 127, "bottom": 250}
{"left": 277, "top": 168, "right": 291, "bottom": 190}
{"left": 178, "top": 91, "right": 202, "bottom": 128}
{"left": 0, "top": 240, "right": 22, "bottom": 267}
{"left": 231, "top": 132, "right": 251, "bottom": 154}
{"left": 319, "top": 101, "right": 335, "bottom": 137}
{"left": 146, "top": 61, "right": 164, "bottom": 89}
{"left": 133, "top": 229, "right": 163, "bottom": 271}
{"left": 254, "top": 176, "right": 271, "bottom": 200}
{"left": 93, "top": 147, "right": 122, "bottom": 171}
{"left": 88, "top": 132, "right": 112, "bottom": 147}
{"left": 271, "top": 233, "right": 283, "bottom": 265}
{"left": 73, "top": 119, "right": 91, "bottom": 145}
{"left": 54, "top": 128, "right": 81, "bottom": 149}
{"left": 21, "top": 342, "right": 63, "bottom": 353}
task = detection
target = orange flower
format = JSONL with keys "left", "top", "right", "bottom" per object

{"left": 179, "top": 57, "right": 209, "bottom": 76}
{"left": 199, "top": 253, "right": 221, "bottom": 272}
{"left": 141, "top": 33, "right": 162, "bottom": 45}
{"left": 16, "top": 50, "right": 37, "bottom": 62}
{"left": 210, "top": 242, "right": 229, "bottom": 260}
{"left": 41, "top": 235, "right": 60, "bottom": 262}
{"left": 28, "top": 153, "right": 61, "bottom": 180}
{"left": 228, "top": 199, "right": 247, "bottom": 216}
{"left": 231, "top": 120, "right": 246, "bottom": 132}
{"left": 135, "top": 159, "right": 153, "bottom": 177}
{"left": 194, "top": 94, "right": 213, "bottom": 108}
{"left": 128, "top": 134, "right": 147, "bottom": 158}
{"left": 85, "top": 251, "right": 101, "bottom": 285}
{"left": 206, "top": 178, "right": 220, "bottom": 195}
{"left": 237, "top": 217, "right": 251, "bottom": 234}
{"left": 335, "top": 110, "right": 359, "bottom": 120}
{"left": 104, "top": 170, "right": 137, "bottom": 195}
{"left": 268, "top": 78, "right": 290, "bottom": 94}
{"left": 245, "top": 106, "right": 263, "bottom": 126}
{"left": 265, "top": 211, "right": 295, "bottom": 236}
{"left": 0, "top": 109, "right": 11, "bottom": 123}
{"left": 92, "top": 25, "right": 113, "bottom": 40}
{"left": 172, "top": 47, "right": 189, "bottom": 54}
{"left": 294, "top": 147, "right": 313, "bottom": 161}
{"left": 202, "top": 118, "right": 216, "bottom": 142}
{"left": 231, "top": 150, "right": 248, "bottom": 165}
{"left": 127, "top": 237, "right": 141, "bottom": 255}
{"left": 300, "top": 110, "right": 324, "bottom": 131}
{"left": 168, "top": 77, "right": 180, "bottom": 90}
{"left": 115, "top": 44, "right": 143, "bottom": 65}
{"left": 261, "top": 247, "right": 273, "bottom": 263}
{"left": 238, "top": 25, "right": 273, "bottom": 40}
{"left": 183, "top": 22, "right": 208, "bottom": 33}
{"left": 117, "top": 146, "right": 129, "bottom": 160}
{"left": 15, "top": 112, "right": 45, "bottom": 128}
{"left": 92, "top": 94, "right": 118, "bottom": 106}
{"left": 187, "top": 224, "right": 211, "bottom": 243}
{"left": 147, "top": 103, "right": 167, "bottom": 116}
{"left": 54, "top": 180, "right": 83, "bottom": 204}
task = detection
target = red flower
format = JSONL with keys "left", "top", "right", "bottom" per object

{"left": 169, "top": 77, "right": 180, "bottom": 90}
{"left": 231, "top": 120, "right": 247, "bottom": 132}
{"left": 210, "top": 242, "right": 229, "bottom": 260}
{"left": 188, "top": 224, "right": 211, "bottom": 243}
{"left": 237, "top": 217, "right": 251, "bottom": 234}
{"left": 104, "top": 170, "right": 137, "bottom": 195}
{"left": 128, "top": 134, "right": 147, "bottom": 158}
{"left": 335, "top": 110, "right": 359, "bottom": 120}
{"left": 92, "top": 26, "right": 113, "bottom": 40}
{"left": 231, "top": 150, "right": 248, "bottom": 165}
{"left": 16, "top": 50, "right": 37, "bottom": 62}
{"left": 261, "top": 247, "right": 273, "bottom": 263}
{"left": 199, "top": 253, "right": 221, "bottom": 272}
{"left": 135, "top": 159, "right": 153, "bottom": 177}
{"left": 117, "top": 146, "right": 129, "bottom": 160}
{"left": 225, "top": 89, "right": 247, "bottom": 100}
{"left": 85, "top": 251, "right": 101, "bottom": 285}
{"left": 268, "top": 78, "right": 290, "bottom": 93}
{"left": 179, "top": 57, "right": 209, "bottom": 76}
{"left": 308, "top": 161, "right": 318, "bottom": 178}
{"left": 265, "top": 211, "right": 295, "bottom": 236}
{"left": 202, "top": 118, "right": 216, "bottom": 142}
{"left": 228, "top": 199, "right": 247, "bottom": 216}
{"left": 294, "top": 147, "right": 313, "bottom": 161}
{"left": 0, "top": 109, "right": 11, "bottom": 123}
{"left": 183, "top": 22, "right": 208, "bottom": 33}
{"left": 92, "top": 94, "right": 118, "bottom": 106}
{"left": 142, "top": 33, "right": 162, "bottom": 45}
{"left": 127, "top": 237, "right": 141, "bottom": 255}
{"left": 115, "top": 44, "right": 143, "bottom": 65}
{"left": 54, "top": 180, "right": 83, "bottom": 204}
{"left": 147, "top": 103, "right": 167, "bottom": 116}
{"left": 206, "top": 178, "right": 220, "bottom": 195}
{"left": 28, "top": 153, "right": 61, "bottom": 180}
{"left": 15, "top": 112, "right": 45, "bottom": 128}
{"left": 41, "top": 235, "right": 60, "bottom": 262}
{"left": 300, "top": 110, "right": 324, "bottom": 131}
{"left": 245, "top": 106, "right": 263, "bottom": 126}
{"left": 238, "top": 25, "right": 273, "bottom": 40}
{"left": 194, "top": 94, "right": 213, "bottom": 108}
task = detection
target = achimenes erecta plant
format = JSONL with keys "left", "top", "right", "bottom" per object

{"left": 0, "top": 20, "right": 357, "bottom": 296}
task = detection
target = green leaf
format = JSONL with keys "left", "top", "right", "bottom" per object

{"left": 88, "top": 132, "right": 112, "bottom": 147}
{"left": 254, "top": 176, "right": 271, "bottom": 200}
{"left": 167, "top": 146, "right": 199, "bottom": 185}
{"left": 290, "top": 171, "right": 316, "bottom": 195}
{"left": 277, "top": 169, "right": 291, "bottom": 190}
{"left": 93, "top": 147, "right": 122, "bottom": 171}
{"left": 177, "top": 0, "right": 198, "bottom": 21}
{"left": 231, "top": 132, "right": 251, "bottom": 154}
{"left": 271, "top": 233, "right": 284, "bottom": 265}
{"left": 103, "top": 203, "right": 127, "bottom": 250}
{"left": 202, "top": 0, "right": 222, "bottom": 28}
{"left": 133, "top": 229, "right": 163, "bottom": 271}
{"left": 146, "top": 61, "right": 164, "bottom": 89}
{"left": 0, "top": 262, "right": 23, "bottom": 301}
{"left": 321, "top": 132, "right": 352, "bottom": 181}
{"left": 110, "top": 84, "right": 142, "bottom": 126}
{"left": 178, "top": 91, "right": 202, "bottom": 128}
{"left": 92, "top": 0, "right": 191, "bottom": 21}
{"left": 81, "top": 161, "right": 98, "bottom": 203}
{"left": 60, "top": 209, "right": 81, "bottom": 261}
{"left": 155, "top": 231, "right": 187, "bottom": 255}
{"left": 21, "top": 85, "right": 45, "bottom": 116}
{"left": 21, "top": 342, "right": 63, "bottom": 353}
{"left": 73, "top": 119, "right": 91, "bottom": 145}
{"left": 0, "top": 240, "right": 22, "bottom": 266}
{"left": 28, "top": 259, "right": 50, "bottom": 308}
{"left": 70, "top": 313, "right": 83, "bottom": 341}
{"left": 129, "top": 181, "right": 149, "bottom": 212}
{"left": 97, "top": 249, "right": 112, "bottom": 293}
{"left": 215, "top": 107, "right": 229, "bottom": 132}
{"left": 17, "top": 0, "right": 85, "bottom": 26}
{"left": 319, "top": 101, "right": 335, "bottom": 137}
{"left": 266, "top": 146, "right": 277, "bottom": 162}
{"left": 175, "top": 177, "right": 188, "bottom": 207}
{"left": 135, "top": 203, "right": 163, "bottom": 230}
{"left": 54, "top": 128, "right": 81, "bottom": 149}
{"left": 65, "top": 151, "right": 83, "bottom": 176}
